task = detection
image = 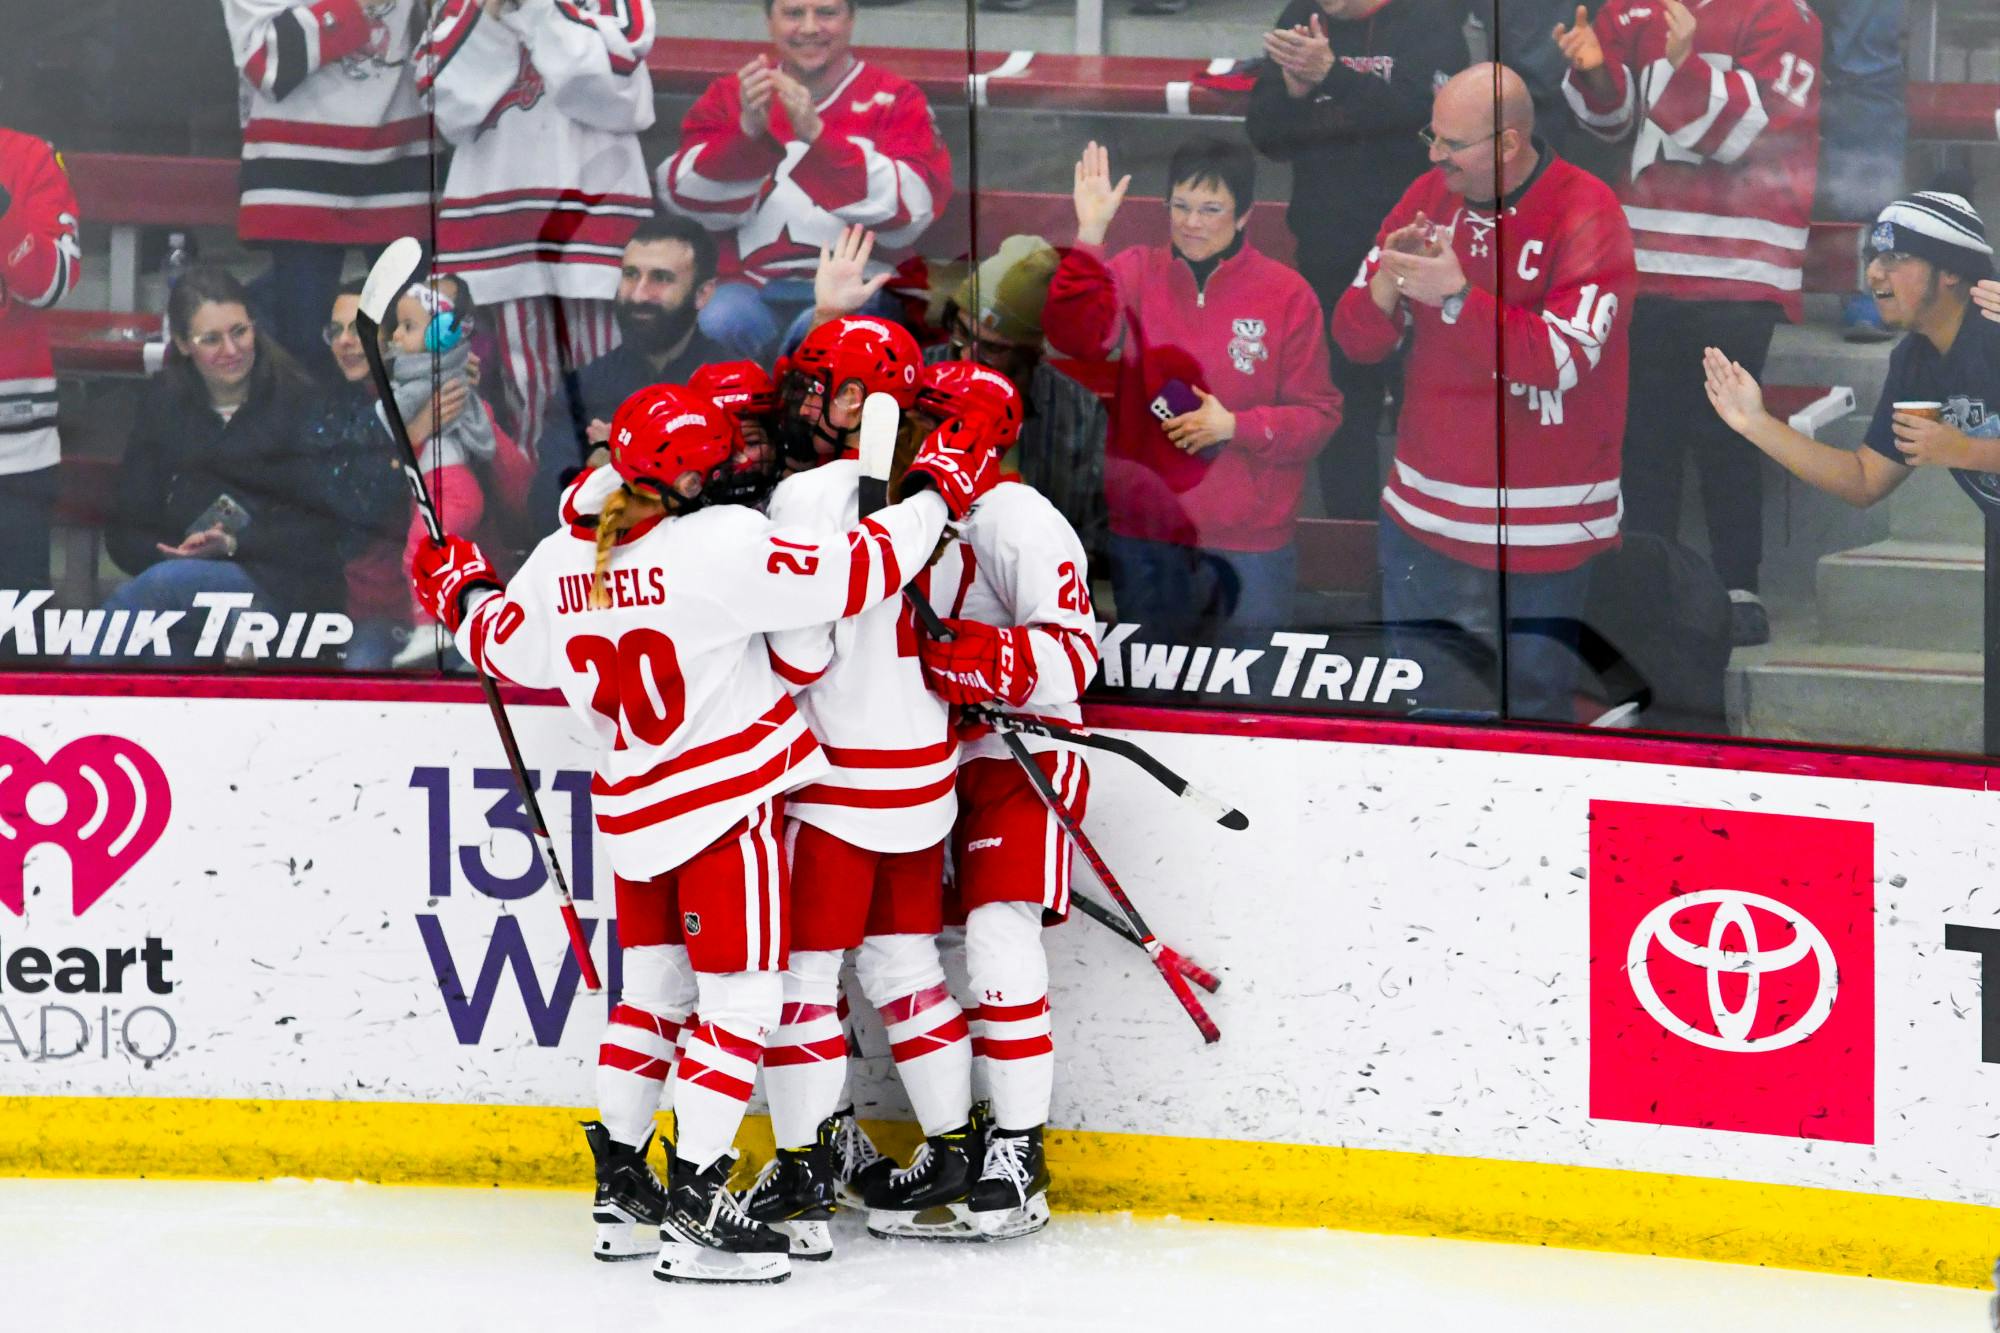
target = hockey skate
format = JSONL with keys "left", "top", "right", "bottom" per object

{"left": 581, "top": 1120, "right": 668, "bottom": 1262}
{"left": 653, "top": 1152, "right": 791, "bottom": 1284}
{"left": 864, "top": 1122, "right": 980, "bottom": 1241}
{"left": 968, "top": 1125, "right": 1051, "bottom": 1240}
{"left": 737, "top": 1120, "right": 839, "bottom": 1261}
{"left": 828, "top": 1103, "right": 895, "bottom": 1209}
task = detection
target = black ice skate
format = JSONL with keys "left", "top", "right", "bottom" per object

{"left": 863, "top": 1122, "right": 980, "bottom": 1241}
{"left": 967, "top": 1125, "right": 1051, "bottom": 1240}
{"left": 829, "top": 1103, "right": 895, "bottom": 1209}
{"left": 737, "top": 1121, "right": 838, "bottom": 1261}
{"left": 582, "top": 1120, "right": 668, "bottom": 1262}
{"left": 653, "top": 1153, "right": 791, "bottom": 1284}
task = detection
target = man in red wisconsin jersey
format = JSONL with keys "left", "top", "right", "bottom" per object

{"left": 916, "top": 361, "right": 1101, "bottom": 1241}
{"left": 411, "top": 383, "right": 997, "bottom": 1284}
{"left": 1556, "top": 0, "right": 1822, "bottom": 646}
{"left": 1332, "top": 64, "right": 1635, "bottom": 723}
{"left": 0, "top": 128, "right": 80, "bottom": 608}
{"left": 656, "top": 0, "right": 953, "bottom": 361}
{"left": 739, "top": 316, "right": 983, "bottom": 1257}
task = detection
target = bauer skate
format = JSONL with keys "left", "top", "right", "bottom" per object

{"left": 968, "top": 1125, "right": 1051, "bottom": 1240}
{"left": 864, "top": 1121, "right": 980, "bottom": 1241}
{"left": 737, "top": 1120, "right": 839, "bottom": 1261}
{"left": 653, "top": 1152, "right": 791, "bottom": 1284}
{"left": 581, "top": 1120, "right": 668, "bottom": 1262}
{"left": 829, "top": 1103, "right": 895, "bottom": 1209}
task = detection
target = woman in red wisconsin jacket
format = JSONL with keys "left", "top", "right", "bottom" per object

{"left": 1044, "top": 137, "right": 1341, "bottom": 636}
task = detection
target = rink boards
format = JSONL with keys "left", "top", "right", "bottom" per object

{"left": 1, "top": 676, "right": 1997, "bottom": 1287}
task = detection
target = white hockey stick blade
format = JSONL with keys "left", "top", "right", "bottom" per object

{"left": 858, "top": 391, "right": 900, "bottom": 483}
{"left": 359, "top": 236, "right": 425, "bottom": 324}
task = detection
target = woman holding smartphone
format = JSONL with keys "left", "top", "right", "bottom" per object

{"left": 100, "top": 266, "right": 342, "bottom": 666}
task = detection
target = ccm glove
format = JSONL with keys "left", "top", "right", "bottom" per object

{"left": 902, "top": 415, "right": 999, "bottom": 521}
{"left": 918, "top": 618, "right": 1036, "bottom": 706}
{"left": 410, "top": 534, "right": 501, "bottom": 632}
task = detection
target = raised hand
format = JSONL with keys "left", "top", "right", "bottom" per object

{"left": 1553, "top": 5, "right": 1603, "bottom": 71}
{"left": 1702, "top": 346, "right": 1768, "bottom": 435}
{"left": 1072, "top": 141, "right": 1131, "bottom": 246}
{"left": 1662, "top": 0, "right": 1697, "bottom": 69}
{"left": 1972, "top": 278, "right": 2000, "bottom": 324}
{"left": 738, "top": 55, "right": 777, "bottom": 138}
{"left": 771, "top": 69, "right": 823, "bottom": 143}
{"left": 1263, "top": 14, "right": 1334, "bottom": 96}
{"left": 814, "top": 224, "right": 890, "bottom": 319}
{"left": 1384, "top": 213, "right": 1440, "bottom": 256}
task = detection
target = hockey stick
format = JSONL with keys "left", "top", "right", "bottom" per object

{"left": 358, "top": 238, "right": 603, "bottom": 994}
{"left": 961, "top": 706, "right": 1248, "bottom": 831}
{"left": 858, "top": 395, "right": 1221, "bottom": 1039}
{"left": 1067, "top": 890, "right": 1221, "bottom": 994}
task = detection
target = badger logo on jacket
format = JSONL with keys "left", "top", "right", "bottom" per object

{"left": 1228, "top": 319, "right": 1268, "bottom": 375}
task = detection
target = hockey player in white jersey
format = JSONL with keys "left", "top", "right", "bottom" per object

{"left": 915, "top": 360, "right": 1101, "bottom": 1240}
{"left": 409, "top": 381, "right": 1000, "bottom": 1283}
{"left": 737, "top": 316, "right": 983, "bottom": 1257}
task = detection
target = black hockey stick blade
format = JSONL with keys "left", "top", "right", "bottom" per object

{"left": 968, "top": 706, "right": 1249, "bottom": 831}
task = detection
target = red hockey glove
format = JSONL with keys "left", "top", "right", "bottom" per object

{"left": 902, "top": 415, "right": 999, "bottom": 521}
{"left": 410, "top": 534, "right": 501, "bottom": 633}
{"left": 918, "top": 618, "right": 1036, "bottom": 706}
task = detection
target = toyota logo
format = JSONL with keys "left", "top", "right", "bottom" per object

{"left": 1624, "top": 890, "right": 1838, "bottom": 1054}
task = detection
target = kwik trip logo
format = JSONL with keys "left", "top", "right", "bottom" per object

{"left": 0, "top": 735, "right": 180, "bottom": 1064}
{"left": 1588, "top": 801, "right": 1875, "bottom": 1143}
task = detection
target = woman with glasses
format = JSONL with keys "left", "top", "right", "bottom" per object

{"left": 98, "top": 266, "right": 344, "bottom": 666}
{"left": 1045, "top": 136, "right": 1341, "bottom": 638}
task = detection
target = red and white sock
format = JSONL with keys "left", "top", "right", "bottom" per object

{"left": 762, "top": 949, "right": 847, "bottom": 1150}
{"left": 673, "top": 970, "right": 781, "bottom": 1171}
{"left": 965, "top": 902, "right": 1053, "bottom": 1131}
{"left": 596, "top": 943, "right": 695, "bottom": 1148}
{"left": 858, "top": 933, "right": 971, "bottom": 1136}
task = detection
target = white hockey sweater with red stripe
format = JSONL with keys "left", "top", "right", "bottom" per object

{"left": 0, "top": 131, "right": 80, "bottom": 477}
{"left": 658, "top": 60, "right": 952, "bottom": 285}
{"left": 765, "top": 460, "right": 958, "bottom": 853}
{"left": 418, "top": 0, "right": 656, "bottom": 304}
{"left": 1563, "top": 0, "right": 1822, "bottom": 318}
{"left": 454, "top": 484, "right": 951, "bottom": 878}
{"left": 226, "top": 0, "right": 432, "bottom": 245}
{"left": 935, "top": 481, "right": 1101, "bottom": 766}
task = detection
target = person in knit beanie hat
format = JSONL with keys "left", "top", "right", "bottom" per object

{"left": 1703, "top": 187, "right": 2000, "bottom": 519}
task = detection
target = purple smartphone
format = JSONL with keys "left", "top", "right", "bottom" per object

{"left": 1148, "top": 378, "right": 1202, "bottom": 423}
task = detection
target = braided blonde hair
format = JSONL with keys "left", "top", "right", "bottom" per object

{"left": 590, "top": 486, "right": 635, "bottom": 610}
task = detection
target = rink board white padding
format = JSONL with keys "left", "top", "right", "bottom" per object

{"left": 1, "top": 694, "right": 1996, "bottom": 1243}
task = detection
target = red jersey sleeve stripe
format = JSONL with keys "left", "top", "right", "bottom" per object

{"left": 768, "top": 646, "right": 826, "bottom": 687}
{"left": 843, "top": 530, "right": 870, "bottom": 617}
{"left": 861, "top": 517, "right": 901, "bottom": 599}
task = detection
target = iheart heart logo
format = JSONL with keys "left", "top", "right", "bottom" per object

{"left": 0, "top": 736, "right": 171, "bottom": 917}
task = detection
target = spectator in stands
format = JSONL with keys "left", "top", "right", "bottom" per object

{"left": 1555, "top": 0, "right": 1823, "bottom": 647}
{"left": 1333, "top": 65, "right": 1634, "bottom": 723}
{"left": 657, "top": 0, "right": 952, "bottom": 361}
{"left": 814, "top": 226, "right": 1113, "bottom": 563}
{"left": 1456, "top": 0, "right": 1583, "bottom": 149}
{"left": 1046, "top": 138, "right": 1340, "bottom": 636}
{"left": 1811, "top": 0, "right": 1908, "bottom": 342}
{"left": 224, "top": 0, "right": 431, "bottom": 374}
{"left": 102, "top": 266, "right": 339, "bottom": 664}
{"left": 1706, "top": 191, "right": 1999, "bottom": 516}
{"left": 1246, "top": 0, "right": 1465, "bottom": 519}
{"left": 0, "top": 127, "right": 81, "bottom": 614}
{"left": 526, "top": 216, "right": 728, "bottom": 525}
{"left": 417, "top": 0, "right": 657, "bottom": 459}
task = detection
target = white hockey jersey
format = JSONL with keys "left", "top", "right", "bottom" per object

{"left": 226, "top": 0, "right": 432, "bottom": 245}
{"left": 417, "top": 0, "right": 657, "bottom": 304}
{"left": 455, "top": 484, "right": 952, "bottom": 877}
{"left": 765, "top": 460, "right": 958, "bottom": 853}
{"left": 934, "top": 481, "right": 1101, "bottom": 765}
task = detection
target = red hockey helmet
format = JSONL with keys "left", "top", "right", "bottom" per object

{"left": 916, "top": 359, "right": 1024, "bottom": 454}
{"left": 606, "top": 384, "right": 738, "bottom": 502}
{"left": 687, "top": 359, "right": 778, "bottom": 419}
{"left": 789, "top": 315, "right": 923, "bottom": 410}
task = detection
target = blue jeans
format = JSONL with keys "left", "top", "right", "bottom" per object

{"left": 1817, "top": 0, "right": 1907, "bottom": 222}
{"left": 1377, "top": 516, "right": 1594, "bottom": 724}
{"left": 698, "top": 278, "right": 902, "bottom": 362}
{"left": 0, "top": 465, "right": 57, "bottom": 592}
{"left": 96, "top": 559, "right": 269, "bottom": 666}
{"left": 1108, "top": 533, "right": 1297, "bottom": 638}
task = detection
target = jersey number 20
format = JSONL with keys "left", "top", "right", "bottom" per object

{"left": 567, "top": 629, "right": 686, "bottom": 750}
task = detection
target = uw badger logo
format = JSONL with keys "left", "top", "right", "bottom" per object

{"left": 0, "top": 736, "right": 171, "bottom": 918}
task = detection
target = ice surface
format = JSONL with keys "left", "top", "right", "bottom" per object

{"left": 0, "top": 1178, "right": 1984, "bottom": 1332}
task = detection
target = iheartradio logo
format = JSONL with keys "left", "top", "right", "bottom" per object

{"left": 0, "top": 736, "right": 171, "bottom": 917}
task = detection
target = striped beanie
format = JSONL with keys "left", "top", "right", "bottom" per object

{"left": 1869, "top": 191, "right": 1994, "bottom": 280}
